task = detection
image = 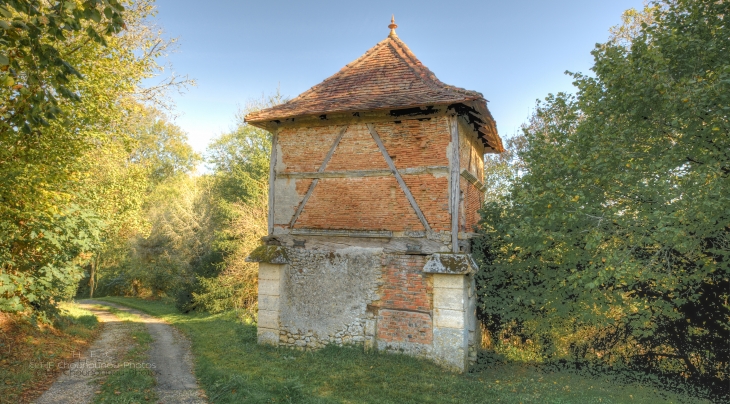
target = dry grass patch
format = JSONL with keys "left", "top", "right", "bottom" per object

{"left": 0, "top": 302, "right": 100, "bottom": 404}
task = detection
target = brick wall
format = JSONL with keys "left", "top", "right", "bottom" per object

{"left": 403, "top": 174, "right": 450, "bottom": 231}
{"left": 375, "top": 255, "right": 433, "bottom": 345}
{"left": 325, "top": 125, "right": 388, "bottom": 171}
{"left": 458, "top": 119, "right": 486, "bottom": 182}
{"left": 278, "top": 125, "right": 342, "bottom": 173}
{"left": 377, "top": 310, "right": 432, "bottom": 344}
{"left": 279, "top": 118, "right": 452, "bottom": 232}
{"left": 294, "top": 176, "right": 426, "bottom": 231}
{"left": 295, "top": 178, "right": 314, "bottom": 195}
{"left": 462, "top": 178, "right": 482, "bottom": 233}
{"left": 293, "top": 174, "right": 449, "bottom": 231}
{"left": 277, "top": 118, "right": 451, "bottom": 173}
{"left": 377, "top": 118, "right": 451, "bottom": 168}
{"left": 458, "top": 119, "right": 486, "bottom": 233}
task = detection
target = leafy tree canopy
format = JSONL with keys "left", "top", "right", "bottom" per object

{"left": 475, "top": 0, "right": 729, "bottom": 388}
{"left": 0, "top": 0, "right": 190, "bottom": 319}
{"left": 206, "top": 92, "right": 287, "bottom": 205}
{"left": 0, "top": 0, "right": 125, "bottom": 133}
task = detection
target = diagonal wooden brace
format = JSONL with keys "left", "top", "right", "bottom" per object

{"left": 366, "top": 123, "right": 432, "bottom": 233}
{"left": 289, "top": 125, "right": 349, "bottom": 228}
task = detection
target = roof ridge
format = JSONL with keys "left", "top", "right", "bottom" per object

{"left": 386, "top": 37, "right": 445, "bottom": 95}
{"left": 388, "top": 36, "right": 483, "bottom": 100}
{"left": 288, "top": 38, "right": 392, "bottom": 104}
{"left": 389, "top": 38, "right": 444, "bottom": 90}
{"left": 244, "top": 32, "right": 503, "bottom": 152}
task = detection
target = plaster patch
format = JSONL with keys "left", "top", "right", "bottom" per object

{"left": 274, "top": 178, "right": 300, "bottom": 225}
{"left": 275, "top": 142, "right": 287, "bottom": 172}
{"left": 279, "top": 247, "right": 383, "bottom": 339}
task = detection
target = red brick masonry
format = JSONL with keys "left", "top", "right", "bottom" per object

{"left": 280, "top": 120, "right": 453, "bottom": 232}
{"left": 375, "top": 255, "right": 434, "bottom": 345}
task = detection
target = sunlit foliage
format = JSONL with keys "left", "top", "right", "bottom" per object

{"left": 475, "top": 0, "right": 729, "bottom": 395}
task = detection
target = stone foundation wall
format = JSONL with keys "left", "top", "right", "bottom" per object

{"left": 277, "top": 317, "right": 369, "bottom": 349}
{"left": 276, "top": 246, "right": 382, "bottom": 349}
{"left": 253, "top": 245, "right": 478, "bottom": 372}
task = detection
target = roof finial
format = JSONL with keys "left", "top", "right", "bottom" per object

{"left": 388, "top": 15, "right": 398, "bottom": 38}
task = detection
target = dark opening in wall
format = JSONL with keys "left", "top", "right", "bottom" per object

{"left": 390, "top": 106, "right": 437, "bottom": 117}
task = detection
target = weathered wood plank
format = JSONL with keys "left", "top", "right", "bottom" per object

{"left": 253, "top": 106, "right": 451, "bottom": 132}
{"left": 366, "top": 123, "right": 433, "bottom": 234}
{"left": 278, "top": 166, "right": 450, "bottom": 179}
{"left": 291, "top": 228, "right": 393, "bottom": 238}
{"left": 449, "top": 117, "right": 460, "bottom": 253}
{"left": 288, "top": 126, "right": 349, "bottom": 228}
{"left": 268, "top": 130, "right": 278, "bottom": 236}
{"left": 273, "top": 233, "right": 449, "bottom": 255}
{"left": 460, "top": 169, "right": 487, "bottom": 193}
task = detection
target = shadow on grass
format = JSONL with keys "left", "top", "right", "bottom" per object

{"left": 473, "top": 350, "right": 723, "bottom": 404}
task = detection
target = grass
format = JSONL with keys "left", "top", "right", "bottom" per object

{"left": 98, "top": 296, "right": 710, "bottom": 404}
{"left": 0, "top": 302, "right": 100, "bottom": 404}
{"left": 89, "top": 305, "right": 158, "bottom": 404}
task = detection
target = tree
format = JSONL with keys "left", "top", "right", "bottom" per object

{"left": 177, "top": 93, "right": 286, "bottom": 314}
{"left": 0, "top": 0, "right": 125, "bottom": 134}
{"left": 80, "top": 107, "right": 200, "bottom": 298}
{"left": 206, "top": 92, "right": 286, "bottom": 205}
{"left": 0, "top": 0, "right": 190, "bottom": 318}
{"left": 130, "top": 106, "right": 200, "bottom": 185}
{"left": 0, "top": 0, "right": 127, "bottom": 316}
{"left": 483, "top": 135, "right": 527, "bottom": 204}
{"left": 475, "top": 0, "right": 729, "bottom": 389}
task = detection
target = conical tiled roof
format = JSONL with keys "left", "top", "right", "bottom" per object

{"left": 245, "top": 30, "right": 503, "bottom": 152}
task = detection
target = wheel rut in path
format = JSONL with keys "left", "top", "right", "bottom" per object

{"left": 34, "top": 300, "right": 206, "bottom": 404}
{"left": 84, "top": 300, "right": 206, "bottom": 404}
{"left": 33, "top": 304, "right": 133, "bottom": 404}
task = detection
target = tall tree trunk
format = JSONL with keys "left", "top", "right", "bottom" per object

{"left": 88, "top": 252, "right": 99, "bottom": 298}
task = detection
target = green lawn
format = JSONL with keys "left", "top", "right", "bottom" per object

{"left": 96, "top": 297, "right": 706, "bottom": 404}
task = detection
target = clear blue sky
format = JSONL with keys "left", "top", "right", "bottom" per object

{"left": 150, "top": 0, "right": 644, "bottom": 153}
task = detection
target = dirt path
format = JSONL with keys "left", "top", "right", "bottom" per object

{"left": 34, "top": 301, "right": 206, "bottom": 404}
{"left": 33, "top": 304, "right": 134, "bottom": 404}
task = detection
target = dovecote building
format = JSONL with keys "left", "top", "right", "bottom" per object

{"left": 245, "top": 18, "right": 503, "bottom": 372}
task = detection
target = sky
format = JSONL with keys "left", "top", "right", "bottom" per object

{"left": 148, "top": 0, "right": 645, "bottom": 154}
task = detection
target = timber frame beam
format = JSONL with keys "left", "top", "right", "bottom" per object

{"left": 277, "top": 122, "right": 454, "bottom": 235}
{"left": 367, "top": 123, "right": 432, "bottom": 234}
{"left": 277, "top": 166, "right": 449, "bottom": 179}
{"left": 449, "top": 116, "right": 460, "bottom": 253}
{"left": 267, "top": 129, "right": 279, "bottom": 236}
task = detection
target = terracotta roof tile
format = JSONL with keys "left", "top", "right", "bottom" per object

{"left": 246, "top": 33, "right": 504, "bottom": 152}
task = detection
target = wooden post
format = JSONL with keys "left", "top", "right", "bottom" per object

{"left": 449, "top": 117, "right": 460, "bottom": 253}
{"left": 268, "top": 129, "right": 278, "bottom": 236}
